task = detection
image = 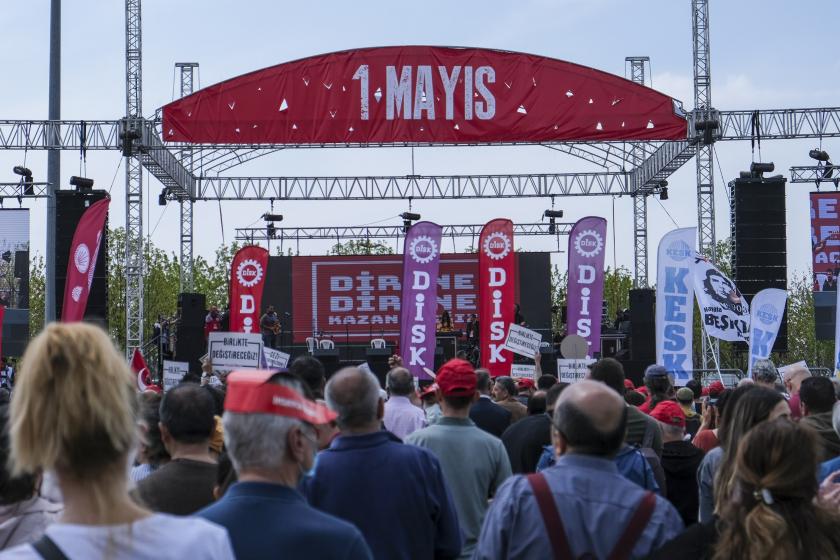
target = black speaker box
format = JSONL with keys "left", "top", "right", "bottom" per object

{"left": 174, "top": 325, "right": 205, "bottom": 375}
{"left": 178, "top": 293, "right": 207, "bottom": 328}
{"left": 629, "top": 288, "right": 656, "bottom": 362}
{"left": 55, "top": 189, "right": 109, "bottom": 325}
{"left": 730, "top": 175, "right": 787, "bottom": 352}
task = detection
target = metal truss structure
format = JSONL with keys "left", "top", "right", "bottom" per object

{"left": 790, "top": 165, "right": 840, "bottom": 188}
{"left": 2, "top": 1, "right": 839, "bottom": 358}
{"left": 235, "top": 222, "right": 574, "bottom": 244}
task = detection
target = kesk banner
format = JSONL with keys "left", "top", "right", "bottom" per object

{"left": 61, "top": 198, "right": 110, "bottom": 322}
{"left": 693, "top": 253, "right": 749, "bottom": 342}
{"left": 747, "top": 289, "right": 787, "bottom": 376}
{"left": 399, "top": 222, "right": 443, "bottom": 379}
{"left": 566, "top": 217, "right": 607, "bottom": 357}
{"left": 656, "top": 227, "right": 695, "bottom": 384}
{"left": 229, "top": 246, "right": 270, "bottom": 333}
{"left": 478, "top": 219, "right": 515, "bottom": 377}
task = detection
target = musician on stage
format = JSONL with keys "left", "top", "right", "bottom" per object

{"left": 260, "top": 305, "right": 280, "bottom": 349}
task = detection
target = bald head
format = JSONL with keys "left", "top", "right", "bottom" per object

{"left": 386, "top": 367, "right": 414, "bottom": 396}
{"left": 325, "top": 367, "right": 383, "bottom": 432}
{"left": 783, "top": 365, "right": 811, "bottom": 394}
{"left": 553, "top": 380, "right": 627, "bottom": 457}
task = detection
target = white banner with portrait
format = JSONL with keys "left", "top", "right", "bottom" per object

{"left": 693, "top": 253, "right": 749, "bottom": 342}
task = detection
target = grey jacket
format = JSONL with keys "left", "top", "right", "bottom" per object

{"left": 0, "top": 496, "right": 62, "bottom": 549}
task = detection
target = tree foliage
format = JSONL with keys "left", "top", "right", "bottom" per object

{"left": 330, "top": 239, "right": 394, "bottom": 255}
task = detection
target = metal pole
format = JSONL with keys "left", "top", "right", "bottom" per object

{"left": 46, "top": 0, "right": 60, "bottom": 323}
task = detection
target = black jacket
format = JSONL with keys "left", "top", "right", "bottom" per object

{"left": 469, "top": 396, "right": 512, "bottom": 438}
{"left": 501, "top": 413, "right": 552, "bottom": 474}
{"left": 660, "top": 440, "right": 705, "bottom": 526}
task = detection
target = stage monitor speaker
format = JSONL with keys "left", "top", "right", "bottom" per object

{"left": 55, "top": 189, "right": 109, "bottom": 326}
{"left": 730, "top": 175, "right": 787, "bottom": 352}
{"left": 178, "top": 293, "right": 207, "bottom": 328}
{"left": 814, "top": 291, "right": 835, "bottom": 341}
{"left": 629, "top": 288, "right": 656, "bottom": 362}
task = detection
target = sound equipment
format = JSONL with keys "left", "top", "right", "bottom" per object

{"left": 730, "top": 175, "right": 788, "bottom": 351}
{"left": 814, "top": 291, "right": 835, "bottom": 341}
{"left": 14, "top": 251, "right": 29, "bottom": 309}
{"left": 175, "top": 292, "right": 207, "bottom": 374}
{"left": 629, "top": 288, "right": 656, "bottom": 362}
{"left": 1, "top": 309, "right": 29, "bottom": 357}
{"left": 55, "top": 189, "right": 109, "bottom": 326}
{"left": 539, "top": 346, "right": 557, "bottom": 379}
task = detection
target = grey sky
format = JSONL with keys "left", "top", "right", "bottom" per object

{"left": 1, "top": 0, "right": 837, "bottom": 281}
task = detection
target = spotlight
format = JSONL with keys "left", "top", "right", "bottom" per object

{"left": 12, "top": 166, "right": 31, "bottom": 177}
{"left": 810, "top": 149, "right": 831, "bottom": 162}
{"left": 400, "top": 211, "right": 421, "bottom": 233}
{"left": 262, "top": 213, "right": 284, "bottom": 222}
{"left": 543, "top": 209, "right": 564, "bottom": 219}
{"left": 659, "top": 187, "right": 669, "bottom": 201}
{"left": 659, "top": 180, "right": 668, "bottom": 188}
{"left": 69, "top": 176, "right": 94, "bottom": 191}
{"left": 750, "top": 162, "right": 775, "bottom": 178}
{"left": 13, "top": 166, "right": 34, "bottom": 195}
{"left": 158, "top": 188, "right": 168, "bottom": 206}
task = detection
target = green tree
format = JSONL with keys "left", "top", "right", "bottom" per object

{"left": 329, "top": 239, "right": 394, "bottom": 255}
{"left": 28, "top": 254, "right": 45, "bottom": 336}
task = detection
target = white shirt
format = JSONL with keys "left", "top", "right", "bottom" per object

{"left": 383, "top": 396, "right": 427, "bottom": 440}
{"left": 0, "top": 514, "right": 235, "bottom": 560}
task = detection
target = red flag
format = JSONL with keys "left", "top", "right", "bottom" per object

{"left": 478, "top": 219, "right": 515, "bottom": 377}
{"left": 61, "top": 198, "right": 110, "bottom": 322}
{"left": 131, "top": 348, "right": 156, "bottom": 392}
{"left": 229, "top": 246, "right": 270, "bottom": 333}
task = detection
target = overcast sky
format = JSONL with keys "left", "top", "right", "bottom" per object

{"left": 1, "top": 0, "right": 838, "bottom": 282}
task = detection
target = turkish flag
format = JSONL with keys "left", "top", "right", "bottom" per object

{"left": 61, "top": 198, "right": 110, "bottom": 322}
{"left": 131, "top": 348, "right": 152, "bottom": 391}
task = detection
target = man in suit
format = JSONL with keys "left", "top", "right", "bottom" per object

{"left": 470, "top": 369, "right": 512, "bottom": 437}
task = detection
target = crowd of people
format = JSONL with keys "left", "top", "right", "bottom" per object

{"left": 1, "top": 324, "right": 840, "bottom": 558}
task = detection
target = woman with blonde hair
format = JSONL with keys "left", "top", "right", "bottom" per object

{"left": 0, "top": 323, "right": 233, "bottom": 559}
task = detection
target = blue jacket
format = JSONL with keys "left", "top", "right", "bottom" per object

{"left": 536, "top": 444, "right": 661, "bottom": 494}
{"left": 305, "top": 430, "right": 462, "bottom": 560}
{"left": 198, "top": 481, "right": 372, "bottom": 560}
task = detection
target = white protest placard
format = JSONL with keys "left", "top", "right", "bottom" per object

{"left": 778, "top": 360, "right": 808, "bottom": 378}
{"left": 208, "top": 332, "right": 264, "bottom": 372}
{"left": 557, "top": 358, "right": 596, "bottom": 384}
{"left": 162, "top": 360, "right": 189, "bottom": 392}
{"left": 511, "top": 364, "right": 536, "bottom": 380}
{"left": 263, "top": 347, "right": 290, "bottom": 369}
{"left": 503, "top": 324, "right": 543, "bottom": 358}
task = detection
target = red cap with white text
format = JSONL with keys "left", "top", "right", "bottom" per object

{"left": 225, "top": 370, "right": 337, "bottom": 424}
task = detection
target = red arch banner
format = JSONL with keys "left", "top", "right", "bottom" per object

{"left": 162, "top": 46, "right": 686, "bottom": 145}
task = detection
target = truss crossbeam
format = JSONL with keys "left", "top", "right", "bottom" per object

{"left": 195, "top": 173, "right": 629, "bottom": 201}
{"left": 718, "top": 108, "right": 840, "bottom": 141}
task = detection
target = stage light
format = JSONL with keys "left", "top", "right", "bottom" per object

{"left": 69, "top": 176, "right": 94, "bottom": 191}
{"left": 659, "top": 187, "right": 669, "bottom": 201}
{"left": 749, "top": 162, "right": 775, "bottom": 178}
{"left": 12, "top": 166, "right": 31, "bottom": 177}
{"left": 543, "top": 209, "right": 564, "bottom": 219}
{"left": 810, "top": 149, "right": 830, "bottom": 162}
{"left": 158, "top": 188, "right": 168, "bottom": 206}
{"left": 400, "top": 212, "right": 421, "bottom": 221}
{"left": 262, "top": 213, "right": 284, "bottom": 222}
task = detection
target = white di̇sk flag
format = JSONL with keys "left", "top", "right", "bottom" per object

{"left": 655, "top": 227, "right": 696, "bottom": 385}
{"left": 693, "top": 253, "right": 749, "bottom": 342}
{"left": 747, "top": 288, "right": 787, "bottom": 376}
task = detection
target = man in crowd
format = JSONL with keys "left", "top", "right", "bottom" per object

{"left": 259, "top": 305, "right": 280, "bottom": 349}
{"left": 492, "top": 376, "right": 528, "bottom": 424}
{"left": 537, "top": 374, "right": 558, "bottom": 391}
{"left": 198, "top": 371, "right": 372, "bottom": 559}
{"left": 406, "top": 360, "right": 512, "bottom": 559}
{"left": 289, "top": 355, "right": 326, "bottom": 399}
{"left": 502, "top": 383, "right": 566, "bottom": 473}
{"left": 799, "top": 376, "right": 840, "bottom": 461}
{"left": 638, "top": 365, "right": 674, "bottom": 415}
{"left": 470, "top": 369, "right": 512, "bottom": 437}
{"left": 474, "top": 380, "right": 683, "bottom": 559}
{"left": 650, "top": 400, "right": 704, "bottom": 526}
{"left": 515, "top": 378, "right": 535, "bottom": 406}
{"left": 818, "top": 403, "right": 840, "bottom": 481}
{"left": 587, "top": 358, "right": 663, "bottom": 456}
{"left": 307, "top": 367, "right": 462, "bottom": 559}
{"left": 136, "top": 383, "right": 218, "bottom": 514}
{"left": 676, "top": 387, "right": 701, "bottom": 439}
{"left": 204, "top": 305, "right": 221, "bottom": 339}
{"left": 783, "top": 363, "right": 811, "bottom": 421}
{"left": 752, "top": 359, "right": 781, "bottom": 390}
{"left": 383, "top": 366, "right": 427, "bottom": 439}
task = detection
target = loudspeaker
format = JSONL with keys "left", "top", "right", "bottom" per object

{"left": 55, "top": 189, "right": 109, "bottom": 325}
{"left": 730, "top": 175, "right": 787, "bottom": 351}
{"left": 1, "top": 309, "right": 29, "bottom": 357}
{"left": 178, "top": 293, "right": 206, "bottom": 327}
{"left": 629, "top": 288, "right": 656, "bottom": 362}
{"left": 815, "top": 291, "right": 835, "bottom": 341}
{"left": 14, "top": 251, "right": 28, "bottom": 310}
{"left": 174, "top": 326, "right": 206, "bottom": 375}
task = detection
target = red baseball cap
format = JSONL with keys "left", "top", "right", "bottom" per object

{"left": 419, "top": 383, "right": 438, "bottom": 398}
{"left": 624, "top": 379, "right": 635, "bottom": 391}
{"left": 225, "top": 370, "right": 337, "bottom": 424}
{"left": 707, "top": 380, "right": 725, "bottom": 397}
{"left": 436, "top": 359, "right": 477, "bottom": 397}
{"left": 650, "top": 400, "right": 686, "bottom": 429}
{"left": 516, "top": 378, "right": 536, "bottom": 390}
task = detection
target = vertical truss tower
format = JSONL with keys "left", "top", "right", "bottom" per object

{"left": 176, "top": 62, "right": 198, "bottom": 292}
{"left": 627, "top": 56, "right": 651, "bottom": 288}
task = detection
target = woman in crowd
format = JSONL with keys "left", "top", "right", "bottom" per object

{"left": 131, "top": 392, "right": 169, "bottom": 483}
{"left": 0, "top": 323, "right": 234, "bottom": 559}
{"left": 692, "top": 389, "right": 732, "bottom": 453}
{"left": 655, "top": 418, "right": 840, "bottom": 559}
{"left": 698, "top": 385, "right": 789, "bottom": 523}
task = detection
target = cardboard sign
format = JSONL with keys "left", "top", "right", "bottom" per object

{"left": 503, "top": 324, "right": 543, "bottom": 358}
{"left": 263, "top": 347, "right": 291, "bottom": 369}
{"left": 511, "top": 364, "right": 536, "bottom": 380}
{"left": 162, "top": 360, "right": 189, "bottom": 392}
{"left": 557, "top": 358, "right": 595, "bottom": 384}
{"left": 208, "top": 332, "right": 264, "bottom": 372}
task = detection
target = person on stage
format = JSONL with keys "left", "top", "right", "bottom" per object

{"left": 260, "top": 306, "right": 280, "bottom": 349}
